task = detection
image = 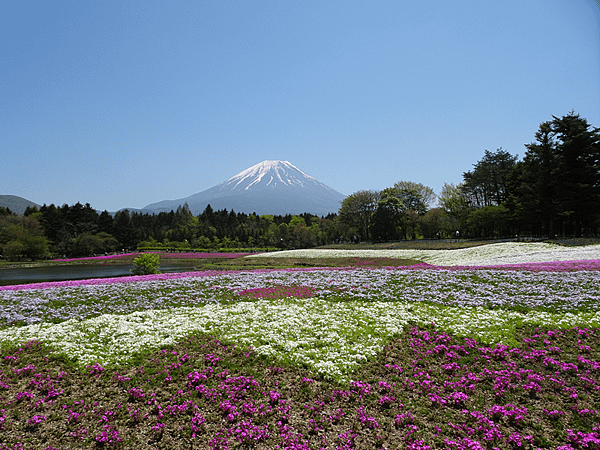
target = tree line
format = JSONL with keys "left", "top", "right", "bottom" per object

{"left": 340, "top": 111, "right": 600, "bottom": 241}
{"left": 0, "top": 202, "right": 342, "bottom": 259}
{"left": 1, "top": 111, "right": 598, "bottom": 260}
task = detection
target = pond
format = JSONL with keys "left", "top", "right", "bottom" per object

{"left": 0, "top": 262, "right": 200, "bottom": 287}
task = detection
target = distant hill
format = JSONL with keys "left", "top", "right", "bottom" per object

{"left": 0, "top": 195, "right": 41, "bottom": 215}
{"left": 143, "top": 160, "right": 346, "bottom": 216}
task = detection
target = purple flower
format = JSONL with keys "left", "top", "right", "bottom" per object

{"left": 28, "top": 415, "right": 46, "bottom": 426}
{"left": 94, "top": 424, "right": 122, "bottom": 443}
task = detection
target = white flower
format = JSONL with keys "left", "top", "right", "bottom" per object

{"left": 247, "top": 242, "right": 600, "bottom": 266}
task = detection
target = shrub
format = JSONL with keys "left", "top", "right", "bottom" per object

{"left": 131, "top": 253, "right": 160, "bottom": 275}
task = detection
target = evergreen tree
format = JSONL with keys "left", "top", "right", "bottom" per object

{"left": 516, "top": 112, "right": 600, "bottom": 237}
{"left": 113, "top": 210, "right": 137, "bottom": 249}
{"left": 518, "top": 121, "right": 560, "bottom": 237}
{"left": 463, "top": 148, "right": 518, "bottom": 207}
{"left": 39, "top": 204, "right": 62, "bottom": 244}
{"left": 551, "top": 112, "right": 600, "bottom": 235}
{"left": 98, "top": 210, "right": 115, "bottom": 235}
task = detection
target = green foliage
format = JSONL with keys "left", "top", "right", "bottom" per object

{"left": 437, "top": 183, "right": 470, "bottom": 234}
{"left": 514, "top": 112, "right": 600, "bottom": 237}
{"left": 466, "top": 204, "right": 509, "bottom": 238}
{"left": 371, "top": 190, "right": 404, "bottom": 242}
{"left": 339, "top": 190, "right": 380, "bottom": 242}
{"left": 392, "top": 181, "right": 435, "bottom": 212}
{"left": 0, "top": 214, "right": 49, "bottom": 260}
{"left": 419, "top": 207, "right": 444, "bottom": 239}
{"left": 131, "top": 253, "right": 160, "bottom": 275}
{"left": 368, "top": 182, "right": 436, "bottom": 242}
{"left": 462, "top": 148, "right": 518, "bottom": 207}
{"left": 2, "top": 241, "right": 23, "bottom": 261}
{"left": 69, "top": 231, "right": 119, "bottom": 256}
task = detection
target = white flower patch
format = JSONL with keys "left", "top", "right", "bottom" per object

{"left": 248, "top": 242, "right": 600, "bottom": 266}
{"left": 442, "top": 242, "right": 600, "bottom": 266}
{"left": 248, "top": 248, "right": 436, "bottom": 260}
{"left": 1, "top": 296, "right": 598, "bottom": 382}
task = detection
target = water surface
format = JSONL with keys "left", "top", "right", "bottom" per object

{"left": 0, "top": 263, "right": 199, "bottom": 286}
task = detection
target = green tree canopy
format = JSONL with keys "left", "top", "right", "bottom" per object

{"left": 514, "top": 112, "right": 600, "bottom": 237}
{"left": 338, "top": 190, "right": 380, "bottom": 241}
{"left": 371, "top": 189, "right": 404, "bottom": 242}
{"left": 463, "top": 148, "right": 518, "bottom": 207}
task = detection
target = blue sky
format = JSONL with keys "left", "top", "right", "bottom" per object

{"left": 2, "top": 0, "right": 599, "bottom": 212}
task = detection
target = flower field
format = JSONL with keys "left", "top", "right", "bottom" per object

{"left": 0, "top": 242, "right": 599, "bottom": 449}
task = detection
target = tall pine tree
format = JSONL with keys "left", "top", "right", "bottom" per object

{"left": 516, "top": 112, "right": 600, "bottom": 237}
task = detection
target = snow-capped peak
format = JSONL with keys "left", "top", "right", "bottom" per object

{"left": 224, "top": 160, "right": 317, "bottom": 191}
{"left": 144, "top": 159, "right": 345, "bottom": 215}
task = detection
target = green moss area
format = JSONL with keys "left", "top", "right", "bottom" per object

{"left": 1, "top": 324, "right": 598, "bottom": 449}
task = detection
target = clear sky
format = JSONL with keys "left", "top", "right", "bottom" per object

{"left": 2, "top": 0, "right": 599, "bottom": 212}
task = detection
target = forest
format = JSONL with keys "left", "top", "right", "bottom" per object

{"left": 1, "top": 111, "right": 598, "bottom": 260}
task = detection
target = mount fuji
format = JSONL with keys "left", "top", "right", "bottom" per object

{"left": 143, "top": 160, "right": 346, "bottom": 216}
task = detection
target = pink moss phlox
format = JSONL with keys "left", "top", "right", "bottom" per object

{"left": 94, "top": 424, "right": 122, "bottom": 443}
{"left": 86, "top": 363, "right": 105, "bottom": 377}
{"left": 357, "top": 405, "right": 380, "bottom": 429}
{"left": 191, "top": 413, "right": 207, "bottom": 437}
{"left": 237, "top": 285, "right": 316, "bottom": 299}
{"left": 566, "top": 428, "right": 600, "bottom": 447}
{"left": 454, "top": 259, "right": 600, "bottom": 272}
{"left": 153, "top": 252, "right": 252, "bottom": 259}
{"left": 53, "top": 253, "right": 141, "bottom": 262}
{"left": 27, "top": 415, "right": 46, "bottom": 426}
{"left": 3, "top": 325, "right": 598, "bottom": 449}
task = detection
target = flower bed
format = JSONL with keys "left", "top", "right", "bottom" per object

{"left": 54, "top": 253, "right": 140, "bottom": 262}
{"left": 0, "top": 244, "right": 599, "bottom": 448}
{"left": 0, "top": 325, "right": 597, "bottom": 449}
{"left": 1, "top": 264, "right": 599, "bottom": 375}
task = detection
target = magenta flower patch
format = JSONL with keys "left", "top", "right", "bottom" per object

{"left": 237, "top": 285, "right": 316, "bottom": 299}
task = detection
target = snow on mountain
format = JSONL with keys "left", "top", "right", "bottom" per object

{"left": 143, "top": 160, "right": 346, "bottom": 216}
{"left": 227, "top": 160, "right": 311, "bottom": 190}
{"left": 215, "top": 160, "right": 342, "bottom": 196}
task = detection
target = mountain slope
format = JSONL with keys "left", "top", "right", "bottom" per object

{"left": 144, "top": 160, "right": 345, "bottom": 216}
{"left": 0, "top": 195, "right": 41, "bottom": 215}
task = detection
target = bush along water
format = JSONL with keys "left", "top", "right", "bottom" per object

{"left": 131, "top": 253, "right": 160, "bottom": 275}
